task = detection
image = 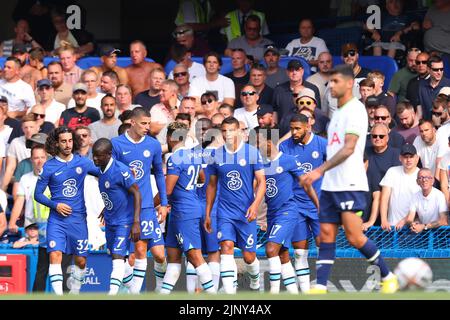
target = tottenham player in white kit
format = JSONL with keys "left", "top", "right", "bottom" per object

{"left": 301, "top": 65, "right": 398, "bottom": 294}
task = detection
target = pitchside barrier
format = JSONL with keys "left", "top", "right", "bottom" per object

{"left": 0, "top": 226, "right": 449, "bottom": 293}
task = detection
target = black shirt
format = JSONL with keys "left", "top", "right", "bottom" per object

{"left": 236, "top": 84, "right": 274, "bottom": 109}
{"left": 375, "top": 92, "right": 397, "bottom": 117}
{"left": 225, "top": 72, "right": 250, "bottom": 107}
{"left": 5, "top": 117, "right": 22, "bottom": 144}
{"left": 134, "top": 91, "right": 160, "bottom": 112}
{"left": 39, "top": 121, "right": 55, "bottom": 134}
{"left": 59, "top": 107, "right": 101, "bottom": 130}
{"left": 355, "top": 66, "right": 371, "bottom": 79}
{"left": 406, "top": 74, "right": 430, "bottom": 108}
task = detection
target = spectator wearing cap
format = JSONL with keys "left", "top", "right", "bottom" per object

{"left": 380, "top": 143, "right": 421, "bottom": 231}
{"left": 234, "top": 84, "right": 260, "bottom": 130}
{"left": 133, "top": 68, "right": 165, "bottom": 112}
{"left": 91, "top": 47, "right": 129, "bottom": 85}
{"left": 367, "top": 71, "right": 397, "bottom": 117}
{"left": 35, "top": 79, "right": 65, "bottom": 127}
{"left": 29, "top": 105, "right": 55, "bottom": 135}
{"left": 248, "top": 63, "right": 273, "bottom": 108}
{"left": 413, "top": 119, "right": 439, "bottom": 177}
{"left": 418, "top": 56, "right": 450, "bottom": 120}
{"left": 285, "top": 19, "right": 328, "bottom": 72}
{"left": 225, "top": 48, "right": 250, "bottom": 103}
{"left": 125, "top": 40, "right": 164, "bottom": 98}
{"left": 58, "top": 45, "right": 85, "bottom": 86}
{"left": 272, "top": 59, "right": 321, "bottom": 136}
{"left": 189, "top": 52, "right": 236, "bottom": 109}
{"left": 168, "top": 43, "right": 206, "bottom": 82}
{"left": 59, "top": 83, "right": 101, "bottom": 130}
{"left": 46, "top": 61, "right": 73, "bottom": 106}
{"left": 224, "top": 15, "right": 274, "bottom": 62}
{"left": 306, "top": 52, "right": 333, "bottom": 108}
{"left": 341, "top": 43, "right": 371, "bottom": 81}
{"left": 431, "top": 94, "right": 449, "bottom": 129}
{"left": 0, "top": 19, "right": 42, "bottom": 57}
{"left": 0, "top": 57, "right": 36, "bottom": 119}
{"left": 88, "top": 94, "right": 121, "bottom": 142}
{"left": 370, "top": 105, "right": 405, "bottom": 149}
{"left": 171, "top": 24, "right": 210, "bottom": 58}
{"left": 405, "top": 168, "right": 448, "bottom": 233}
{"left": 263, "top": 45, "right": 289, "bottom": 89}
{"left": 100, "top": 71, "right": 119, "bottom": 96}
{"left": 171, "top": 64, "right": 191, "bottom": 99}
{"left": 12, "top": 223, "right": 39, "bottom": 248}
{"left": 294, "top": 88, "right": 329, "bottom": 137}
{"left": 363, "top": 123, "right": 401, "bottom": 230}
{"left": 12, "top": 44, "right": 43, "bottom": 90}
{"left": 221, "top": 0, "right": 270, "bottom": 43}
{"left": 256, "top": 104, "right": 275, "bottom": 129}
{"left": 393, "top": 101, "right": 420, "bottom": 144}
{"left": 50, "top": 10, "right": 95, "bottom": 56}
{"left": 2, "top": 113, "right": 39, "bottom": 192}
{"left": 406, "top": 52, "right": 430, "bottom": 108}
{"left": 67, "top": 70, "right": 106, "bottom": 115}
{"left": 388, "top": 48, "right": 421, "bottom": 102}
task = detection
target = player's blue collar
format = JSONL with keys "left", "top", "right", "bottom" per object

{"left": 125, "top": 130, "right": 145, "bottom": 144}
{"left": 55, "top": 154, "right": 74, "bottom": 163}
{"left": 101, "top": 157, "right": 114, "bottom": 174}
{"left": 224, "top": 140, "right": 244, "bottom": 154}
{"left": 296, "top": 133, "right": 314, "bottom": 146}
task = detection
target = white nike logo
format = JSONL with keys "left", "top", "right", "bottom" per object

{"left": 55, "top": 171, "right": 63, "bottom": 176}
{"left": 245, "top": 245, "right": 253, "bottom": 249}
{"left": 123, "top": 151, "right": 131, "bottom": 155}
{"left": 153, "top": 238, "right": 162, "bottom": 243}
{"left": 79, "top": 251, "right": 87, "bottom": 254}
{"left": 218, "top": 163, "right": 225, "bottom": 167}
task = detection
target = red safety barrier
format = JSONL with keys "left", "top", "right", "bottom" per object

{"left": 0, "top": 255, "right": 27, "bottom": 294}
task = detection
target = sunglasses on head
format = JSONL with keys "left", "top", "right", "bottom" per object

{"left": 241, "top": 91, "right": 257, "bottom": 97}
{"left": 174, "top": 71, "right": 187, "bottom": 78}
{"left": 33, "top": 113, "right": 45, "bottom": 119}
{"left": 374, "top": 115, "right": 389, "bottom": 120}
{"left": 415, "top": 60, "right": 428, "bottom": 65}
{"left": 344, "top": 50, "right": 356, "bottom": 58}
{"left": 201, "top": 98, "right": 214, "bottom": 105}
{"left": 431, "top": 68, "right": 444, "bottom": 72}
{"left": 371, "top": 134, "right": 386, "bottom": 139}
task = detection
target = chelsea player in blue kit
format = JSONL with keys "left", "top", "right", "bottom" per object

{"left": 160, "top": 122, "right": 216, "bottom": 294}
{"left": 92, "top": 139, "right": 142, "bottom": 295}
{"left": 205, "top": 117, "right": 266, "bottom": 294}
{"left": 111, "top": 107, "right": 168, "bottom": 294}
{"left": 255, "top": 127, "right": 319, "bottom": 294}
{"left": 34, "top": 126, "right": 100, "bottom": 295}
{"left": 279, "top": 113, "right": 327, "bottom": 292}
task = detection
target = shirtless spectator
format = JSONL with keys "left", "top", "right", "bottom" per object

{"left": 28, "top": 47, "right": 47, "bottom": 79}
{"left": 12, "top": 44, "right": 42, "bottom": 90}
{"left": 133, "top": 68, "right": 165, "bottom": 111}
{"left": 91, "top": 47, "right": 129, "bottom": 85}
{"left": 58, "top": 45, "right": 84, "bottom": 86}
{"left": 47, "top": 61, "right": 72, "bottom": 106}
{"left": 125, "top": 40, "right": 163, "bottom": 98}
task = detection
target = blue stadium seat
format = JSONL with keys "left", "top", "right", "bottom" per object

{"left": 0, "top": 57, "right": 154, "bottom": 69}
{"left": 317, "top": 26, "right": 363, "bottom": 56}
{"left": 332, "top": 55, "right": 398, "bottom": 91}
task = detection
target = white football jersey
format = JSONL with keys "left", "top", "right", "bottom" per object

{"left": 321, "top": 97, "right": 369, "bottom": 192}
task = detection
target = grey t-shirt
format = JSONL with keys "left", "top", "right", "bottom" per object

{"left": 227, "top": 36, "right": 274, "bottom": 62}
{"left": 424, "top": 6, "right": 450, "bottom": 54}
{"left": 88, "top": 119, "right": 122, "bottom": 142}
{"left": 265, "top": 68, "right": 289, "bottom": 89}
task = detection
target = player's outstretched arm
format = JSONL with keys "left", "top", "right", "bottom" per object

{"left": 246, "top": 170, "right": 266, "bottom": 223}
{"left": 128, "top": 183, "right": 142, "bottom": 242}
{"left": 205, "top": 174, "right": 218, "bottom": 233}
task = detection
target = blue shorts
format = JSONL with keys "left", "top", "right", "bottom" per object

{"left": 47, "top": 220, "right": 88, "bottom": 257}
{"left": 217, "top": 218, "right": 257, "bottom": 252}
{"left": 105, "top": 224, "right": 132, "bottom": 257}
{"left": 292, "top": 214, "right": 320, "bottom": 242}
{"left": 200, "top": 213, "right": 219, "bottom": 253}
{"left": 139, "top": 207, "right": 164, "bottom": 247}
{"left": 165, "top": 218, "right": 202, "bottom": 252}
{"left": 266, "top": 214, "right": 297, "bottom": 248}
{"left": 319, "top": 191, "right": 367, "bottom": 224}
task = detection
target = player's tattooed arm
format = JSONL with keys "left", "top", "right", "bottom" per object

{"left": 128, "top": 183, "right": 142, "bottom": 242}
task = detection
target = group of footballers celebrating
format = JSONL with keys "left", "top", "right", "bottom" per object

{"left": 34, "top": 64, "right": 399, "bottom": 296}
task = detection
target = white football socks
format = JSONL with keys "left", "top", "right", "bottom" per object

{"left": 49, "top": 264, "right": 63, "bottom": 295}
{"left": 109, "top": 259, "right": 125, "bottom": 295}
{"left": 160, "top": 263, "right": 181, "bottom": 294}
{"left": 220, "top": 254, "right": 236, "bottom": 294}
{"left": 69, "top": 265, "right": 86, "bottom": 294}
{"left": 281, "top": 262, "right": 299, "bottom": 294}
{"left": 268, "top": 256, "right": 282, "bottom": 294}
{"left": 129, "top": 258, "right": 147, "bottom": 294}
{"left": 154, "top": 260, "right": 167, "bottom": 292}
{"left": 294, "top": 249, "right": 311, "bottom": 292}
{"left": 245, "top": 258, "right": 260, "bottom": 290}
{"left": 196, "top": 263, "right": 216, "bottom": 293}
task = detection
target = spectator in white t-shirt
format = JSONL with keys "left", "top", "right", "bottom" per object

{"left": 234, "top": 84, "right": 259, "bottom": 130}
{"left": 406, "top": 168, "right": 448, "bottom": 233}
{"left": 413, "top": 119, "right": 439, "bottom": 176}
{"left": 285, "top": 19, "right": 329, "bottom": 72}
{"left": 35, "top": 79, "right": 66, "bottom": 127}
{"left": 0, "top": 57, "right": 36, "bottom": 119}
{"left": 380, "top": 143, "right": 421, "bottom": 231}
{"left": 67, "top": 69, "right": 105, "bottom": 115}
{"left": 189, "top": 52, "right": 235, "bottom": 110}
{"left": 438, "top": 136, "right": 450, "bottom": 203}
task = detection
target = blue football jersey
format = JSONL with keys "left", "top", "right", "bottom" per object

{"left": 263, "top": 152, "right": 303, "bottom": 219}
{"left": 279, "top": 134, "right": 327, "bottom": 213}
{"left": 98, "top": 158, "right": 136, "bottom": 226}
{"left": 111, "top": 132, "right": 167, "bottom": 208}
{"left": 208, "top": 142, "right": 264, "bottom": 222}
{"left": 195, "top": 146, "right": 219, "bottom": 216}
{"left": 167, "top": 147, "right": 203, "bottom": 222}
{"left": 34, "top": 154, "right": 100, "bottom": 223}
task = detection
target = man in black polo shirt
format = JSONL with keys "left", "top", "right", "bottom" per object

{"left": 272, "top": 59, "right": 320, "bottom": 136}
{"left": 406, "top": 51, "right": 430, "bottom": 108}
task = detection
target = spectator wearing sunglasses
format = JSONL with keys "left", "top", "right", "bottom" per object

{"left": 388, "top": 48, "right": 421, "bottom": 103}
{"left": 431, "top": 95, "right": 449, "bottom": 129}
{"left": 225, "top": 48, "right": 250, "bottom": 103}
{"left": 172, "top": 24, "right": 210, "bottom": 58}
{"left": 29, "top": 105, "right": 55, "bottom": 135}
{"left": 364, "top": 123, "right": 401, "bottom": 230}
{"left": 341, "top": 43, "right": 371, "bottom": 81}
{"left": 418, "top": 56, "right": 450, "bottom": 120}
{"left": 369, "top": 105, "right": 405, "bottom": 149}
{"left": 200, "top": 93, "right": 220, "bottom": 120}
{"left": 234, "top": 85, "right": 260, "bottom": 130}
{"left": 168, "top": 44, "right": 206, "bottom": 82}
{"left": 406, "top": 52, "right": 430, "bottom": 108}
{"left": 413, "top": 119, "right": 439, "bottom": 177}
{"left": 294, "top": 88, "right": 329, "bottom": 137}
{"left": 35, "top": 79, "right": 65, "bottom": 128}
{"left": 171, "top": 64, "right": 191, "bottom": 99}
